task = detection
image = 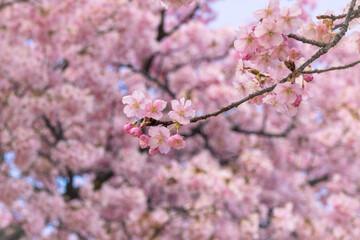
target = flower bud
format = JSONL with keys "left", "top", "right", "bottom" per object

{"left": 292, "top": 95, "right": 302, "bottom": 107}
{"left": 129, "top": 127, "right": 142, "bottom": 137}
{"left": 149, "top": 148, "right": 159, "bottom": 155}
{"left": 304, "top": 74, "right": 314, "bottom": 82}
{"left": 123, "top": 123, "right": 133, "bottom": 134}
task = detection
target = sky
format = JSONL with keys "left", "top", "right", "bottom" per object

{"left": 211, "top": 0, "right": 346, "bottom": 28}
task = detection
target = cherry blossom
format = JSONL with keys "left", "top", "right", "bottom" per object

{"left": 122, "top": 90, "right": 147, "bottom": 118}
{"left": 1, "top": 0, "right": 360, "bottom": 239}
{"left": 273, "top": 82, "right": 303, "bottom": 104}
{"left": 254, "top": 18, "right": 284, "bottom": 48}
{"left": 279, "top": 6, "right": 304, "bottom": 34}
{"left": 167, "top": 134, "right": 186, "bottom": 149}
{"left": 149, "top": 126, "right": 171, "bottom": 154}
{"left": 168, "top": 97, "right": 196, "bottom": 125}
{"left": 253, "top": 0, "right": 281, "bottom": 20}
{"left": 144, "top": 99, "right": 167, "bottom": 120}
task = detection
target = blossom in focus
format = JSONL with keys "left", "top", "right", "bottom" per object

{"left": 144, "top": 100, "right": 167, "bottom": 120}
{"left": 279, "top": 6, "right": 303, "bottom": 34}
{"left": 149, "top": 126, "right": 171, "bottom": 154}
{"left": 234, "top": 26, "right": 259, "bottom": 53}
{"left": 167, "top": 134, "right": 186, "bottom": 149}
{"left": 139, "top": 134, "right": 150, "bottom": 148}
{"left": 168, "top": 97, "right": 196, "bottom": 125}
{"left": 253, "top": 0, "right": 280, "bottom": 20}
{"left": 122, "top": 90, "right": 146, "bottom": 118}
{"left": 273, "top": 82, "right": 302, "bottom": 104}
{"left": 254, "top": 18, "right": 284, "bottom": 48}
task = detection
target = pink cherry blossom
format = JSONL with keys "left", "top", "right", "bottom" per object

{"left": 288, "top": 48, "right": 301, "bottom": 62}
{"left": 349, "top": 31, "right": 360, "bottom": 53}
{"left": 168, "top": 97, "right": 196, "bottom": 125}
{"left": 273, "top": 82, "right": 303, "bottom": 104}
{"left": 251, "top": 50, "right": 279, "bottom": 72}
{"left": 279, "top": 6, "right": 304, "bottom": 34}
{"left": 3, "top": 0, "right": 360, "bottom": 239}
{"left": 254, "top": 18, "right": 284, "bottom": 48}
{"left": 167, "top": 134, "right": 186, "bottom": 149}
{"left": 149, "top": 148, "right": 159, "bottom": 155}
{"left": 234, "top": 26, "right": 259, "bottom": 53}
{"left": 122, "top": 90, "right": 146, "bottom": 118}
{"left": 149, "top": 126, "right": 171, "bottom": 154}
{"left": 263, "top": 94, "right": 287, "bottom": 113}
{"left": 253, "top": 0, "right": 280, "bottom": 20}
{"left": 123, "top": 123, "right": 133, "bottom": 134}
{"left": 139, "top": 134, "right": 150, "bottom": 148}
{"left": 144, "top": 99, "right": 167, "bottom": 120}
{"left": 129, "top": 127, "right": 142, "bottom": 137}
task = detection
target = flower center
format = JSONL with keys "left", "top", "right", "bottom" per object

{"left": 178, "top": 109, "right": 185, "bottom": 117}
{"left": 133, "top": 102, "right": 140, "bottom": 109}
{"left": 150, "top": 106, "right": 157, "bottom": 113}
{"left": 266, "top": 30, "right": 274, "bottom": 38}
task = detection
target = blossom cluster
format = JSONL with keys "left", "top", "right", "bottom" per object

{"left": 122, "top": 90, "right": 195, "bottom": 154}
{"left": 233, "top": 0, "right": 318, "bottom": 116}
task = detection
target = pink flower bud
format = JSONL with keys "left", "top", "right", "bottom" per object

{"left": 292, "top": 95, "right": 302, "bottom": 107}
{"left": 149, "top": 148, "right": 159, "bottom": 155}
{"left": 304, "top": 74, "right": 314, "bottom": 82}
{"left": 123, "top": 123, "right": 133, "bottom": 134}
{"left": 166, "top": 134, "right": 186, "bottom": 150}
{"left": 129, "top": 127, "right": 142, "bottom": 137}
{"left": 139, "top": 134, "right": 150, "bottom": 148}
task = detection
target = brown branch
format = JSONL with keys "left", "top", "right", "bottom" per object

{"left": 287, "top": 33, "right": 328, "bottom": 47}
{"left": 333, "top": 5, "right": 360, "bottom": 30}
{"left": 117, "top": 63, "right": 176, "bottom": 98}
{"left": 157, "top": 5, "right": 199, "bottom": 41}
{"left": 301, "top": 59, "right": 360, "bottom": 74}
{"left": 0, "top": 0, "right": 28, "bottom": 11}
{"left": 317, "top": 5, "right": 360, "bottom": 20}
{"left": 156, "top": 9, "right": 166, "bottom": 41}
{"left": 42, "top": 115, "right": 65, "bottom": 144}
{"left": 232, "top": 122, "right": 294, "bottom": 138}
{"left": 145, "top": 0, "right": 356, "bottom": 128}
{"left": 308, "top": 174, "right": 330, "bottom": 186}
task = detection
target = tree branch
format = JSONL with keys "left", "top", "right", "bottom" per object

{"left": 232, "top": 122, "right": 294, "bottom": 138}
{"left": 157, "top": 5, "right": 199, "bottom": 41}
{"left": 287, "top": 33, "right": 328, "bottom": 47}
{"left": 117, "top": 63, "right": 176, "bottom": 98}
{"left": 42, "top": 115, "right": 65, "bottom": 144}
{"left": 308, "top": 174, "right": 330, "bottom": 186}
{"left": 301, "top": 59, "right": 360, "bottom": 74}
{"left": 145, "top": 0, "right": 357, "bottom": 128}
{"left": 0, "top": 0, "right": 28, "bottom": 11}
{"left": 316, "top": 5, "right": 360, "bottom": 20}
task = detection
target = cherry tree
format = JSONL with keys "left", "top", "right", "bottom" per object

{"left": 1, "top": 0, "right": 360, "bottom": 239}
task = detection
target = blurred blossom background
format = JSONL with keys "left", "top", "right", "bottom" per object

{"left": 212, "top": 0, "right": 344, "bottom": 28}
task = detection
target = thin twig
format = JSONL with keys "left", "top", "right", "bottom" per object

{"left": 317, "top": 5, "right": 360, "bottom": 20}
{"left": 287, "top": 34, "right": 328, "bottom": 47}
{"left": 232, "top": 122, "right": 294, "bottom": 138}
{"left": 0, "top": 0, "right": 27, "bottom": 11}
{"left": 301, "top": 60, "right": 360, "bottom": 74}
{"left": 117, "top": 63, "right": 176, "bottom": 98}
{"left": 157, "top": 5, "right": 199, "bottom": 41}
